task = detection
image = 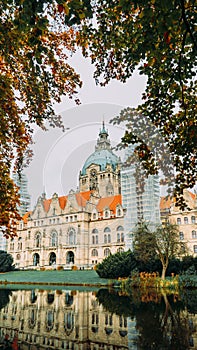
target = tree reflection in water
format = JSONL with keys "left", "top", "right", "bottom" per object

{"left": 0, "top": 289, "right": 12, "bottom": 311}
{"left": 96, "top": 288, "right": 196, "bottom": 350}
{"left": 0, "top": 288, "right": 196, "bottom": 349}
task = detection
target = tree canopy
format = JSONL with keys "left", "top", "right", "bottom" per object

{"left": 0, "top": 0, "right": 87, "bottom": 237}
{"left": 0, "top": 250, "right": 15, "bottom": 272}
{"left": 77, "top": 0, "right": 197, "bottom": 207}
{"left": 1, "top": 0, "right": 196, "bottom": 236}
{"left": 133, "top": 222, "right": 187, "bottom": 279}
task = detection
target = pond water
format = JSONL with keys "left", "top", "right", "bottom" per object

{"left": 0, "top": 287, "right": 196, "bottom": 349}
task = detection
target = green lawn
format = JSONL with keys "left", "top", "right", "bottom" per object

{"left": 0, "top": 269, "right": 112, "bottom": 286}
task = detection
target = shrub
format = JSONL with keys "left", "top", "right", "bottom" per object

{"left": 57, "top": 266, "right": 64, "bottom": 271}
{"left": 96, "top": 250, "right": 137, "bottom": 278}
{"left": 0, "top": 251, "right": 15, "bottom": 272}
{"left": 181, "top": 256, "right": 197, "bottom": 273}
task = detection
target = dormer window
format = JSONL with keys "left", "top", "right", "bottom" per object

{"left": 116, "top": 206, "right": 122, "bottom": 217}
{"left": 105, "top": 210, "right": 110, "bottom": 218}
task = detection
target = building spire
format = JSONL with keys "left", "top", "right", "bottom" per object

{"left": 95, "top": 120, "right": 111, "bottom": 151}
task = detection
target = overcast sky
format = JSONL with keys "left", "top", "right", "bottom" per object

{"left": 24, "top": 50, "right": 147, "bottom": 208}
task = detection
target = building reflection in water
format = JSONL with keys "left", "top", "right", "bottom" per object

{"left": 0, "top": 288, "right": 197, "bottom": 349}
{"left": 0, "top": 288, "right": 134, "bottom": 349}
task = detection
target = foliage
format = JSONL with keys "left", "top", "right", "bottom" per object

{"left": 77, "top": 0, "right": 197, "bottom": 207}
{"left": 0, "top": 289, "right": 12, "bottom": 310}
{"left": 0, "top": 250, "right": 15, "bottom": 272}
{"left": 133, "top": 222, "right": 187, "bottom": 279}
{"left": 179, "top": 275, "right": 197, "bottom": 289}
{"left": 181, "top": 255, "right": 197, "bottom": 272}
{"left": 97, "top": 288, "right": 193, "bottom": 350}
{"left": 0, "top": 0, "right": 90, "bottom": 237}
{"left": 2, "top": 0, "right": 196, "bottom": 235}
{"left": 96, "top": 288, "right": 133, "bottom": 316}
{"left": 96, "top": 250, "right": 137, "bottom": 278}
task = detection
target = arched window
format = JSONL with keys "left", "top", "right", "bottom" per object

{"left": 35, "top": 233, "right": 41, "bottom": 248}
{"left": 191, "top": 216, "right": 196, "bottom": 224}
{"left": 177, "top": 218, "right": 181, "bottom": 225}
{"left": 179, "top": 232, "right": 184, "bottom": 240}
{"left": 18, "top": 237, "right": 22, "bottom": 250}
{"left": 67, "top": 228, "right": 76, "bottom": 245}
{"left": 51, "top": 231, "right": 58, "bottom": 247}
{"left": 92, "top": 249, "right": 98, "bottom": 257}
{"left": 93, "top": 213, "right": 97, "bottom": 220}
{"left": 117, "top": 226, "right": 124, "bottom": 242}
{"left": 105, "top": 210, "right": 110, "bottom": 218}
{"left": 64, "top": 312, "right": 74, "bottom": 333}
{"left": 104, "top": 227, "right": 111, "bottom": 233}
{"left": 10, "top": 238, "right": 14, "bottom": 251}
{"left": 33, "top": 253, "right": 40, "bottom": 266}
{"left": 108, "top": 234, "right": 111, "bottom": 243}
{"left": 92, "top": 236, "right": 95, "bottom": 244}
{"left": 30, "top": 290, "right": 37, "bottom": 303}
{"left": 46, "top": 310, "right": 54, "bottom": 331}
{"left": 117, "top": 247, "right": 124, "bottom": 253}
{"left": 65, "top": 293, "right": 73, "bottom": 306}
{"left": 184, "top": 217, "right": 188, "bottom": 224}
{"left": 49, "top": 252, "right": 56, "bottom": 266}
{"left": 92, "top": 228, "right": 98, "bottom": 233}
{"left": 104, "top": 234, "right": 107, "bottom": 244}
{"left": 66, "top": 251, "right": 74, "bottom": 264}
{"left": 117, "top": 208, "right": 122, "bottom": 216}
{"left": 104, "top": 248, "right": 111, "bottom": 257}
{"left": 192, "top": 230, "right": 197, "bottom": 239}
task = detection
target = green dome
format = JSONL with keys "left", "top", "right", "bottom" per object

{"left": 81, "top": 149, "right": 119, "bottom": 175}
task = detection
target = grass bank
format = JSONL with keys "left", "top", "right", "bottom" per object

{"left": 0, "top": 269, "right": 115, "bottom": 287}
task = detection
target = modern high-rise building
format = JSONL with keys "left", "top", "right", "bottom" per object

{"left": 12, "top": 172, "right": 31, "bottom": 217}
{"left": 121, "top": 145, "right": 160, "bottom": 250}
{"left": 0, "top": 229, "right": 7, "bottom": 251}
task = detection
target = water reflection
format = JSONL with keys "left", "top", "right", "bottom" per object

{"left": 0, "top": 287, "right": 196, "bottom": 349}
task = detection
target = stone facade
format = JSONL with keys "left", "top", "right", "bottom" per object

{"left": 160, "top": 190, "right": 197, "bottom": 256}
{"left": 8, "top": 124, "right": 125, "bottom": 269}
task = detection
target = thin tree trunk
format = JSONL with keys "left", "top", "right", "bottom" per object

{"left": 161, "top": 264, "right": 167, "bottom": 279}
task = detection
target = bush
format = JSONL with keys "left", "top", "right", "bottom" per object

{"left": 96, "top": 250, "right": 137, "bottom": 278}
{"left": 0, "top": 251, "right": 15, "bottom": 272}
{"left": 181, "top": 256, "right": 197, "bottom": 273}
{"left": 166, "top": 258, "right": 181, "bottom": 276}
{"left": 57, "top": 266, "right": 64, "bottom": 271}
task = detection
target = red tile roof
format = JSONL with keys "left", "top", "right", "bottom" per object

{"left": 160, "top": 190, "right": 196, "bottom": 210}
{"left": 58, "top": 196, "right": 67, "bottom": 210}
{"left": 97, "top": 194, "right": 122, "bottom": 214}
{"left": 43, "top": 199, "right": 52, "bottom": 212}
{"left": 23, "top": 211, "right": 32, "bottom": 223}
{"left": 76, "top": 191, "right": 92, "bottom": 207}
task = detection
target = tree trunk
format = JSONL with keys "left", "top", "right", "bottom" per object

{"left": 161, "top": 264, "right": 167, "bottom": 279}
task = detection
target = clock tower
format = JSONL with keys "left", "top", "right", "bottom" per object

{"left": 79, "top": 123, "right": 121, "bottom": 197}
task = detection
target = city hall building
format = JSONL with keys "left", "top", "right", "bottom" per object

{"left": 9, "top": 124, "right": 126, "bottom": 269}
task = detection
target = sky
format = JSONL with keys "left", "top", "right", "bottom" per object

{"left": 24, "top": 50, "right": 147, "bottom": 208}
